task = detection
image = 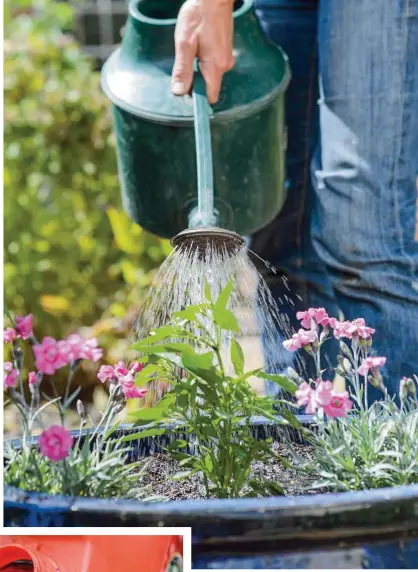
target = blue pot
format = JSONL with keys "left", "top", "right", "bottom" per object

{"left": 4, "top": 418, "right": 418, "bottom": 569}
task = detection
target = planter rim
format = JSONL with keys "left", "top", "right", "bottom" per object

{"left": 4, "top": 418, "right": 418, "bottom": 551}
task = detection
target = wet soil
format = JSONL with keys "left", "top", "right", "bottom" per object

{"left": 139, "top": 442, "right": 326, "bottom": 500}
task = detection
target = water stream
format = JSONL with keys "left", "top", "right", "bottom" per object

{"left": 135, "top": 241, "right": 309, "bottom": 405}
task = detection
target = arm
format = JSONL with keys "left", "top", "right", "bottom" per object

{"left": 171, "top": 0, "right": 235, "bottom": 104}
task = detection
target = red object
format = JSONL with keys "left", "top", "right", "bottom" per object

{"left": 0, "top": 535, "right": 183, "bottom": 572}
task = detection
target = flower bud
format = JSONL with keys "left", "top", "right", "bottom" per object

{"left": 110, "top": 383, "right": 124, "bottom": 402}
{"left": 12, "top": 345, "right": 24, "bottom": 370}
{"left": 343, "top": 358, "right": 352, "bottom": 373}
{"left": 399, "top": 377, "right": 408, "bottom": 402}
{"left": 77, "top": 399, "right": 86, "bottom": 420}
{"left": 368, "top": 374, "right": 385, "bottom": 393}
{"left": 113, "top": 402, "right": 125, "bottom": 415}
{"left": 287, "top": 367, "right": 303, "bottom": 383}
{"left": 407, "top": 377, "right": 417, "bottom": 399}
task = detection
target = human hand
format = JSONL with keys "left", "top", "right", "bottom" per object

{"left": 171, "top": 0, "right": 235, "bottom": 104}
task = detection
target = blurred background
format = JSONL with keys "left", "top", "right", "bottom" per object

{"left": 3, "top": 0, "right": 173, "bottom": 433}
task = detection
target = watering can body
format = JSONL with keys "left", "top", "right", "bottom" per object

{"left": 101, "top": 0, "right": 290, "bottom": 239}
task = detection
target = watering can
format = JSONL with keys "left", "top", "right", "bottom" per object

{"left": 101, "top": 0, "right": 290, "bottom": 244}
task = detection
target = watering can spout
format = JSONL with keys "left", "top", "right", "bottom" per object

{"left": 169, "top": 63, "right": 246, "bottom": 257}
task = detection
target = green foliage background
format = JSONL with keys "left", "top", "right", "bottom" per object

{"left": 4, "top": 0, "right": 171, "bottom": 384}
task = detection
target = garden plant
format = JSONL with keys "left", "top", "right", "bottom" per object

{"left": 4, "top": 282, "right": 417, "bottom": 501}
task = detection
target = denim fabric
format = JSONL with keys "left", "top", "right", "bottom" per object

{"left": 252, "top": 0, "right": 418, "bottom": 398}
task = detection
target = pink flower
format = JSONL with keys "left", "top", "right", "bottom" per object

{"left": 57, "top": 334, "right": 103, "bottom": 365}
{"left": 3, "top": 328, "right": 16, "bottom": 343}
{"left": 4, "top": 362, "right": 18, "bottom": 389}
{"left": 114, "top": 361, "right": 134, "bottom": 383}
{"left": 357, "top": 356, "right": 387, "bottom": 377}
{"left": 15, "top": 314, "right": 33, "bottom": 340}
{"left": 295, "top": 382, "right": 318, "bottom": 414}
{"left": 283, "top": 328, "right": 317, "bottom": 352}
{"left": 120, "top": 381, "right": 147, "bottom": 400}
{"left": 97, "top": 365, "right": 116, "bottom": 383}
{"left": 58, "top": 334, "right": 83, "bottom": 363}
{"left": 330, "top": 317, "right": 375, "bottom": 340}
{"left": 351, "top": 318, "right": 375, "bottom": 339}
{"left": 295, "top": 382, "right": 312, "bottom": 407}
{"left": 315, "top": 380, "right": 333, "bottom": 407}
{"left": 28, "top": 371, "right": 37, "bottom": 385}
{"left": 114, "top": 361, "right": 129, "bottom": 376}
{"left": 79, "top": 338, "right": 103, "bottom": 362}
{"left": 33, "top": 337, "right": 67, "bottom": 375}
{"left": 324, "top": 392, "right": 353, "bottom": 418}
{"left": 98, "top": 361, "right": 147, "bottom": 399}
{"left": 296, "top": 308, "right": 330, "bottom": 329}
{"left": 39, "top": 425, "right": 74, "bottom": 462}
{"left": 130, "top": 362, "right": 144, "bottom": 373}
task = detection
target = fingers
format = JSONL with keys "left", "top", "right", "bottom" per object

{"left": 199, "top": 60, "right": 223, "bottom": 104}
{"left": 171, "top": 3, "right": 198, "bottom": 96}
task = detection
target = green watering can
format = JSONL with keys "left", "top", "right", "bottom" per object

{"left": 101, "top": 0, "right": 290, "bottom": 253}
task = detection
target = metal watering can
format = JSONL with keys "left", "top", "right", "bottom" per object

{"left": 102, "top": 0, "right": 290, "bottom": 253}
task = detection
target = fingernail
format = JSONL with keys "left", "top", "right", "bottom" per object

{"left": 172, "top": 81, "right": 186, "bottom": 95}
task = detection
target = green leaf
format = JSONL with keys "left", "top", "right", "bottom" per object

{"left": 130, "top": 394, "right": 174, "bottom": 425}
{"left": 214, "top": 278, "right": 233, "bottom": 312}
{"left": 213, "top": 307, "right": 240, "bottom": 333}
{"left": 103, "top": 421, "right": 122, "bottom": 441}
{"left": 181, "top": 351, "right": 222, "bottom": 385}
{"left": 131, "top": 342, "right": 193, "bottom": 355}
{"left": 255, "top": 372, "right": 297, "bottom": 395}
{"left": 134, "top": 364, "right": 160, "bottom": 387}
{"left": 120, "top": 427, "right": 167, "bottom": 442}
{"left": 167, "top": 439, "right": 188, "bottom": 451}
{"left": 173, "top": 305, "right": 204, "bottom": 322}
{"left": 230, "top": 338, "right": 244, "bottom": 376}
{"left": 135, "top": 326, "right": 184, "bottom": 345}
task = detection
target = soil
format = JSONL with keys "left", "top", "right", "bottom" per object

{"left": 139, "top": 443, "right": 327, "bottom": 501}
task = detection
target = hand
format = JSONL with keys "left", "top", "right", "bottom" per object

{"left": 171, "top": 0, "right": 235, "bottom": 104}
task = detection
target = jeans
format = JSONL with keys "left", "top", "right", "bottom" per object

{"left": 251, "top": 0, "right": 418, "bottom": 399}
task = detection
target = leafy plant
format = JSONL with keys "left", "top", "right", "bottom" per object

{"left": 281, "top": 307, "right": 418, "bottom": 491}
{"left": 126, "top": 280, "right": 299, "bottom": 499}
{"left": 3, "top": 311, "right": 159, "bottom": 500}
{"left": 4, "top": 0, "right": 170, "bottom": 388}
{"left": 302, "top": 394, "right": 418, "bottom": 491}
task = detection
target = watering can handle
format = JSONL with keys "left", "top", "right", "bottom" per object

{"left": 191, "top": 61, "right": 217, "bottom": 228}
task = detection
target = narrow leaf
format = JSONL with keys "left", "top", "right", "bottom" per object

{"left": 255, "top": 372, "right": 297, "bottom": 395}
{"left": 230, "top": 338, "right": 244, "bottom": 376}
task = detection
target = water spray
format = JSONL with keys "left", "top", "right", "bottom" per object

{"left": 170, "top": 64, "right": 246, "bottom": 257}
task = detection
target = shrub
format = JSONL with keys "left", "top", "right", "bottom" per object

{"left": 4, "top": 0, "right": 171, "bottom": 387}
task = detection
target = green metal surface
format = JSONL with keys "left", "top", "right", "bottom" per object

{"left": 101, "top": 0, "right": 290, "bottom": 239}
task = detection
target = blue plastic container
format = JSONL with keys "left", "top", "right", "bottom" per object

{"left": 4, "top": 419, "right": 418, "bottom": 569}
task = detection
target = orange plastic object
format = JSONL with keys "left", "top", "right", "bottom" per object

{"left": 0, "top": 535, "right": 183, "bottom": 572}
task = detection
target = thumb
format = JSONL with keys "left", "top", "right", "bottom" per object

{"left": 172, "top": 41, "right": 195, "bottom": 96}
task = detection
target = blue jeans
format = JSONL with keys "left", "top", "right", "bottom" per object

{"left": 251, "top": 0, "right": 418, "bottom": 399}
